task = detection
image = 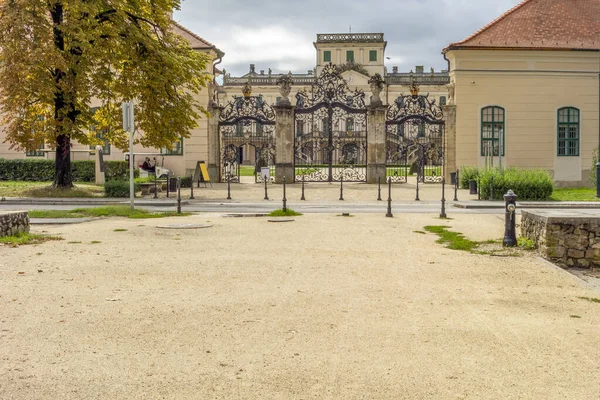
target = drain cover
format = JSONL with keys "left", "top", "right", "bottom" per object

{"left": 156, "top": 223, "right": 213, "bottom": 229}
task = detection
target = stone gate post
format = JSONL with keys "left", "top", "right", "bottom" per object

{"left": 207, "top": 104, "right": 221, "bottom": 182}
{"left": 443, "top": 104, "right": 457, "bottom": 182}
{"left": 366, "top": 104, "right": 387, "bottom": 184}
{"left": 274, "top": 105, "right": 295, "bottom": 184}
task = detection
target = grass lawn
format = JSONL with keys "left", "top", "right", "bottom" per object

{"left": 28, "top": 206, "right": 191, "bottom": 219}
{"left": 0, "top": 181, "right": 105, "bottom": 198}
{"left": 550, "top": 188, "right": 600, "bottom": 202}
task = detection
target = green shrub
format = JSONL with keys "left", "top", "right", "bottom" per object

{"left": 0, "top": 158, "right": 137, "bottom": 182}
{"left": 104, "top": 180, "right": 140, "bottom": 197}
{"left": 590, "top": 148, "right": 598, "bottom": 189}
{"left": 459, "top": 166, "right": 479, "bottom": 189}
{"left": 180, "top": 176, "right": 192, "bottom": 188}
{"left": 478, "top": 167, "right": 553, "bottom": 201}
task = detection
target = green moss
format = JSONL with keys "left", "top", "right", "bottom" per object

{"left": 268, "top": 209, "right": 302, "bottom": 217}
{"left": 0, "top": 232, "right": 62, "bottom": 246}
{"left": 423, "top": 225, "right": 480, "bottom": 252}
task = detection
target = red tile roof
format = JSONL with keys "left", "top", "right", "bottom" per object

{"left": 171, "top": 21, "right": 224, "bottom": 56}
{"left": 444, "top": 0, "right": 600, "bottom": 52}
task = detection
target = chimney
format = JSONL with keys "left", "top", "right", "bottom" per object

{"left": 250, "top": 64, "right": 255, "bottom": 73}
{"left": 392, "top": 66, "right": 398, "bottom": 74}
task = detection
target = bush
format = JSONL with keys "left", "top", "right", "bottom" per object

{"left": 180, "top": 176, "right": 192, "bottom": 188}
{"left": 459, "top": 166, "right": 479, "bottom": 189}
{"left": 104, "top": 180, "right": 140, "bottom": 197}
{"left": 589, "top": 148, "right": 598, "bottom": 189}
{"left": 0, "top": 158, "right": 137, "bottom": 182}
{"left": 478, "top": 167, "right": 553, "bottom": 201}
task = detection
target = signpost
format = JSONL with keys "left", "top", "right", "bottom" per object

{"left": 123, "top": 101, "right": 135, "bottom": 211}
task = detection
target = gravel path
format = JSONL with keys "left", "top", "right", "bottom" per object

{"left": 1, "top": 213, "right": 599, "bottom": 399}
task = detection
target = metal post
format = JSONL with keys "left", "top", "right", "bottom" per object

{"left": 153, "top": 172, "right": 158, "bottom": 199}
{"left": 282, "top": 176, "right": 287, "bottom": 212}
{"left": 386, "top": 177, "right": 393, "bottom": 218}
{"left": 503, "top": 190, "right": 517, "bottom": 247}
{"left": 166, "top": 176, "right": 170, "bottom": 198}
{"left": 477, "top": 175, "right": 481, "bottom": 200}
{"left": 453, "top": 169, "right": 458, "bottom": 201}
{"left": 176, "top": 177, "right": 181, "bottom": 214}
{"left": 339, "top": 175, "right": 344, "bottom": 201}
{"left": 301, "top": 175, "right": 306, "bottom": 201}
{"left": 264, "top": 175, "right": 269, "bottom": 200}
{"left": 440, "top": 177, "right": 447, "bottom": 219}
{"left": 490, "top": 176, "right": 494, "bottom": 201}
{"left": 415, "top": 171, "right": 420, "bottom": 201}
{"left": 190, "top": 173, "right": 195, "bottom": 200}
{"left": 377, "top": 176, "right": 382, "bottom": 201}
{"left": 227, "top": 173, "right": 231, "bottom": 200}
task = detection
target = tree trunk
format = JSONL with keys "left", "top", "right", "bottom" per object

{"left": 52, "top": 134, "right": 73, "bottom": 188}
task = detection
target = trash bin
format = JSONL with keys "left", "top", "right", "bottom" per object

{"left": 450, "top": 172, "right": 457, "bottom": 185}
{"left": 168, "top": 177, "right": 178, "bottom": 192}
{"left": 469, "top": 179, "right": 477, "bottom": 195}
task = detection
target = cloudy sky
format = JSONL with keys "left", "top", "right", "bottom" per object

{"left": 174, "top": 0, "right": 522, "bottom": 77}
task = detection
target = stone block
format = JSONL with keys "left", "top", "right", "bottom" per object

{"left": 547, "top": 246, "right": 566, "bottom": 258}
{"left": 568, "top": 249, "right": 585, "bottom": 259}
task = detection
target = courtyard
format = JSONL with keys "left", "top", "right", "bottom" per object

{"left": 1, "top": 212, "right": 600, "bottom": 399}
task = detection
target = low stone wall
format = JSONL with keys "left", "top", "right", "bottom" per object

{"left": 521, "top": 210, "right": 600, "bottom": 269}
{"left": 0, "top": 211, "right": 30, "bottom": 237}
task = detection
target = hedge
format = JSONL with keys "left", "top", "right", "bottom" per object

{"left": 0, "top": 158, "right": 137, "bottom": 182}
{"left": 477, "top": 167, "right": 553, "bottom": 201}
{"left": 459, "top": 166, "right": 479, "bottom": 189}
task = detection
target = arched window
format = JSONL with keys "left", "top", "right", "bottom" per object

{"left": 557, "top": 107, "right": 579, "bottom": 156}
{"left": 481, "top": 106, "right": 504, "bottom": 156}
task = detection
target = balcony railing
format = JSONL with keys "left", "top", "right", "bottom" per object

{"left": 316, "top": 33, "right": 384, "bottom": 43}
{"left": 223, "top": 76, "right": 316, "bottom": 86}
{"left": 385, "top": 74, "right": 450, "bottom": 85}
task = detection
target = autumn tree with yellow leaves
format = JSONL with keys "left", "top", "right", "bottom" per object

{"left": 0, "top": 1, "right": 211, "bottom": 187}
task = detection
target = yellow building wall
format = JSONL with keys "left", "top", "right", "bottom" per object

{"left": 446, "top": 49, "right": 599, "bottom": 186}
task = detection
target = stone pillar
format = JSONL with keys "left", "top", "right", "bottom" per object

{"left": 366, "top": 104, "right": 387, "bottom": 184}
{"left": 207, "top": 104, "right": 221, "bottom": 182}
{"left": 94, "top": 145, "right": 105, "bottom": 185}
{"left": 443, "top": 105, "right": 457, "bottom": 182}
{"left": 274, "top": 105, "right": 295, "bottom": 183}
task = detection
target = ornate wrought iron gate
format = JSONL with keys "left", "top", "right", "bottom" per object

{"left": 294, "top": 64, "right": 367, "bottom": 182}
{"left": 219, "top": 84, "right": 276, "bottom": 183}
{"left": 385, "top": 82, "right": 444, "bottom": 183}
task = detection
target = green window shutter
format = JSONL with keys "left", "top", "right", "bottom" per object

{"left": 369, "top": 50, "right": 377, "bottom": 62}
{"left": 323, "top": 51, "right": 331, "bottom": 62}
{"left": 557, "top": 107, "right": 579, "bottom": 156}
{"left": 346, "top": 50, "right": 354, "bottom": 62}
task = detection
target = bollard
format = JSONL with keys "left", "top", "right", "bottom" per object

{"left": 339, "top": 175, "right": 344, "bottom": 201}
{"left": 264, "top": 175, "right": 269, "bottom": 200}
{"left": 415, "top": 173, "right": 420, "bottom": 201}
{"left": 176, "top": 177, "right": 182, "bottom": 214}
{"left": 440, "top": 177, "right": 447, "bottom": 218}
{"left": 227, "top": 173, "right": 231, "bottom": 200}
{"left": 503, "top": 190, "right": 518, "bottom": 247}
{"left": 477, "top": 176, "right": 481, "bottom": 200}
{"left": 153, "top": 173, "right": 158, "bottom": 199}
{"left": 490, "top": 176, "right": 494, "bottom": 201}
{"left": 377, "top": 176, "right": 382, "bottom": 201}
{"left": 190, "top": 173, "right": 195, "bottom": 200}
{"left": 386, "top": 177, "right": 393, "bottom": 218}
{"left": 282, "top": 176, "right": 287, "bottom": 212}
{"left": 166, "top": 176, "right": 170, "bottom": 198}
{"left": 301, "top": 175, "right": 306, "bottom": 201}
{"left": 453, "top": 169, "right": 458, "bottom": 202}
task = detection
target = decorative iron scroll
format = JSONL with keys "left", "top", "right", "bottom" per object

{"left": 386, "top": 92, "right": 444, "bottom": 124}
{"left": 219, "top": 94, "right": 276, "bottom": 125}
{"left": 295, "top": 63, "right": 366, "bottom": 111}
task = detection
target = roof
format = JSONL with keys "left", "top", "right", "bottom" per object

{"left": 171, "top": 21, "right": 224, "bottom": 57}
{"left": 444, "top": 0, "right": 600, "bottom": 52}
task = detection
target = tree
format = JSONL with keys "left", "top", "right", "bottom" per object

{"left": 0, "top": 0, "right": 211, "bottom": 187}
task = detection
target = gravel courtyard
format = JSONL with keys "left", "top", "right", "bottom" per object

{"left": 1, "top": 213, "right": 600, "bottom": 399}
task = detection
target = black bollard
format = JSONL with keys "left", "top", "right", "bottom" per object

{"left": 440, "top": 177, "right": 447, "bottom": 219}
{"left": 177, "top": 177, "right": 182, "bottom": 214}
{"left": 377, "top": 176, "right": 382, "bottom": 201}
{"left": 227, "top": 173, "right": 231, "bottom": 200}
{"left": 339, "top": 175, "right": 344, "bottom": 201}
{"left": 264, "top": 175, "right": 269, "bottom": 200}
{"left": 386, "top": 177, "right": 393, "bottom": 218}
{"left": 301, "top": 175, "right": 306, "bottom": 201}
{"left": 453, "top": 169, "right": 458, "bottom": 202}
{"left": 415, "top": 173, "right": 420, "bottom": 201}
{"left": 490, "top": 176, "right": 495, "bottom": 201}
{"left": 282, "top": 176, "right": 287, "bottom": 212}
{"left": 166, "top": 176, "right": 170, "bottom": 198}
{"left": 477, "top": 176, "right": 481, "bottom": 200}
{"left": 503, "top": 190, "right": 518, "bottom": 247}
{"left": 153, "top": 173, "right": 158, "bottom": 199}
{"left": 190, "top": 173, "right": 195, "bottom": 200}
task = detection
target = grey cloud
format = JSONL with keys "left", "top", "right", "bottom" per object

{"left": 177, "top": 0, "right": 521, "bottom": 75}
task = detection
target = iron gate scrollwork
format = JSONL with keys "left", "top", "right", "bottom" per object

{"left": 219, "top": 83, "right": 276, "bottom": 183}
{"left": 294, "top": 64, "right": 367, "bottom": 182}
{"left": 385, "top": 82, "right": 444, "bottom": 183}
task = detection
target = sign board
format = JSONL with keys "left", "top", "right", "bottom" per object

{"left": 193, "top": 161, "right": 211, "bottom": 187}
{"left": 261, "top": 167, "right": 270, "bottom": 180}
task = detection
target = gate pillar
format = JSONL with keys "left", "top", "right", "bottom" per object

{"left": 207, "top": 103, "right": 221, "bottom": 182}
{"left": 443, "top": 105, "right": 457, "bottom": 182}
{"left": 274, "top": 104, "right": 295, "bottom": 183}
{"left": 367, "top": 104, "right": 387, "bottom": 184}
